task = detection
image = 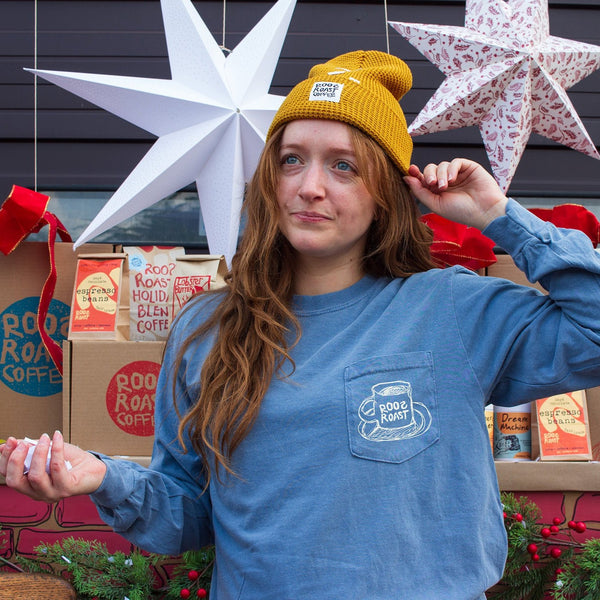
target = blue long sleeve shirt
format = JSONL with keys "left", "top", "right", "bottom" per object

{"left": 91, "top": 199, "right": 600, "bottom": 599}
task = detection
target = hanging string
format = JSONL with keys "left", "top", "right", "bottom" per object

{"left": 384, "top": 0, "right": 390, "bottom": 54}
{"left": 34, "top": 0, "right": 38, "bottom": 191}
{"left": 221, "top": 0, "right": 228, "bottom": 53}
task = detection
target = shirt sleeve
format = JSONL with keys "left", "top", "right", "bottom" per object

{"left": 453, "top": 198, "right": 600, "bottom": 405}
{"left": 90, "top": 309, "right": 214, "bottom": 555}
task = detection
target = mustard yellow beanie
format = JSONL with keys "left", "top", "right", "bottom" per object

{"left": 267, "top": 50, "right": 413, "bottom": 174}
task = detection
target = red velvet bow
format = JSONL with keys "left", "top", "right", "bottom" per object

{"left": 528, "top": 204, "right": 600, "bottom": 247}
{"left": 0, "top": 185, "right": 72, "bottom": 374}
{"left": 420, "top": 212, "right": 497, "bottom": 271}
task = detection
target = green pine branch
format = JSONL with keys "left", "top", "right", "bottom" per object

{"left": 15, "top": 537, "right": 159, "bottom": 600}
{"left": 553, "top": 538, "right": 600, "bottom": 600}
{"left": 4, "top": 494, "right": 600, "bottom": 600}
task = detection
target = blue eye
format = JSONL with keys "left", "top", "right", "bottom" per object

{"left": 336, "top": 160, "right": 353, "bottom": 172}
{"left": 282, "top": 155, "right": 299, "bottom": 165}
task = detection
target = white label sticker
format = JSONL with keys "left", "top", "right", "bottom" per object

{"left": 309, "top": 81, "right": 343, "bottom": 102}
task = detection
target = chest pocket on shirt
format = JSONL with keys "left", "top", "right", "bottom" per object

{"left": 344, "top": 352, "right": 439, "bottom": 463}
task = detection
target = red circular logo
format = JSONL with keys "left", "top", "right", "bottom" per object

{"left": 106, "top": 360, "right": 161, "bottom": 436}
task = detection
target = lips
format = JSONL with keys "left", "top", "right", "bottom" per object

{"left": 292, "top": 210, "right": 332, "bottom": 222}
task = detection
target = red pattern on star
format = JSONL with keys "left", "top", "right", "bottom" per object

{"left": 391, "top": 0, "right": 600, "bottom": 191}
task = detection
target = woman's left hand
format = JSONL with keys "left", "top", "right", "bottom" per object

{"left": 403, "top": 158, "right": 508, "bottom": 230}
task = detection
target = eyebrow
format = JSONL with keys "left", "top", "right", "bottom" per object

{"left": 279, "top": 142, "right": 356, "bottom": 156}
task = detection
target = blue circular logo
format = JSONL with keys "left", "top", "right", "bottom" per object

{"left": 0, "top": 296, "right": 70, "bottom": 397}
{"left": 128, "top": 255, "right": 145, "bottom": 270}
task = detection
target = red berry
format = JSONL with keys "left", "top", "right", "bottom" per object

{"left": 514, "top": 513, "right": 523, "bottom": 522}
{"left": 550, "top": 525, "right": 560, "bottom": 534}
{"left": 503, "top": 511, "right": 507, "bottom": 519}
{"left": 197, "top": 590, "right": 207, "bottom": 598}
{"left": 532, "top": 554, "right": 540, "bottom": 562}
{"left": 188, "top": 570, "right": 199, "bottom": 581}
{"left": 556, "top": 568, "right": 564, "bottom": 575}
{"left": 180, "top": 590, "right": 191, "bottom": 599}
{"left": 575, "top": 521, "right": 587, "bottom": 533}
{"left": 553, "top": 517, "right": 562, "bottom": 526}
{"left": 568, "top": 520, "right": 577, "bottom": 529}
{"left": 550, "top": 547, "right": 562, "bottom": 559}
{"left": 541, "top": 527, "right": 552, "bottom": 538}
{"left": 527, "top": 543, "right": 538, "bottom": 555}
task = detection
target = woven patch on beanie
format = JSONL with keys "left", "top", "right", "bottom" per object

{"left": 309, "top": 82, "right": 344, "bottom": 102}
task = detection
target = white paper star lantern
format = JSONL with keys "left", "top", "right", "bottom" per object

{"left": 28, "top": 0, "right": 297, "bottom": 263}
{"left": 390, "top": 0, "right": 600, "bottom": 191}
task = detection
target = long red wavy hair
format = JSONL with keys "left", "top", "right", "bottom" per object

{"left": 174, "top": 123, "right": 434, "bottom": 485}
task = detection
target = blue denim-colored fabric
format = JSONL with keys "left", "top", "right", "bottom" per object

{"left": 92, "top": 199, "right": 600, "bottom": 599}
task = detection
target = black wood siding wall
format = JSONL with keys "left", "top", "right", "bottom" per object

{"left": 2, "top": 0, "right": 600, "bottom": 199}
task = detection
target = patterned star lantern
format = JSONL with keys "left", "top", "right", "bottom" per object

{"left": 28, "top": 0, "right": 297, "bottom": 264}
{"left": 390, "top": 0, "right": 600, "bottom": 191}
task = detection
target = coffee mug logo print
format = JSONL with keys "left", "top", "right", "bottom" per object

{"left": 358, "top": 380, "right": 432, "bottom": 442}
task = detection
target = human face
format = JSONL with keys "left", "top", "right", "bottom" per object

{"left": 276, "top": 120, "right": 377, "bottom": 269}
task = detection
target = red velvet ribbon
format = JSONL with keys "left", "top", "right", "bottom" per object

{"left": 0, "top": 185, "right": 72, "bottom": 374}
{"left": 420, "top": 212, "right": 497, "bottom": 271}
{"left": 528, "top": 204, "right": 600, "bottom": 247}
{"left": 421, "top": 203, "right": 599, "bottom": 270}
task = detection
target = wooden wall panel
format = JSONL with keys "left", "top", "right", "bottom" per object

{"left": 1, "top": 0, "right": 599, "bottom": 199}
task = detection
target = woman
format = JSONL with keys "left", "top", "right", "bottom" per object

{"left": 2, "top": 51, "right": 600, "bottom": 599}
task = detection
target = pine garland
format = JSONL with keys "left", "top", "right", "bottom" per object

{"left": 488, "top": 493, "right": 594, "bottom": 600}
{"left": 0, "top": 535, "right": 213, "bottom": 600}
{"left": 1, "top": 492, "right": 598, "bottom": 599}
{"left": 10, "top": 538, "right": 158, "bottom": 600}
{"left": 552, "top": 538, "right": 600, "bottom": 600}
{"left": 163, "top": 549, "right": 214, "bottom": 599}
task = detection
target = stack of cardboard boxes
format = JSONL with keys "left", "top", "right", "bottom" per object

{"left": 1, "top": 246, "right": 598, "bottom": 491}
{"left": 1, "top": 242, "right": 113, "bottom": 443}
{"left": 487, "top": 256, "right": 600, "bottom": 491}
{"left": 1, "top": 243, "right": 225, "bottom": 461}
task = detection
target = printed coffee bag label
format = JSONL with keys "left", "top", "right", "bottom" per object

{"left": 69, "top": 257, "right": 124, "bottom": 338}
{"left": 124, "top": 246, "right": 185, "bottom": 341}
{"left": 536, "top": 390, "right": 592, "bottom": 460}
{"left": 0, "top": 296, "right": 68, "bottom": 396}
{"left": 484, "top": 404, "right": 494, "bottom": 452}
{"left": 170, "top": 255, "right": 226, "bottom": 319}
{"left": 493, "top": 403, "right": 531, "bottom": 461}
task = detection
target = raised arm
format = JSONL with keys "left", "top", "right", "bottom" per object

{"left": 403, "top": 158, "right": 508, "bottom": 230}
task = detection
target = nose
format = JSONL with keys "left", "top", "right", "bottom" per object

{"left": 298, "top": 162, "right": 326, "bottom": 202}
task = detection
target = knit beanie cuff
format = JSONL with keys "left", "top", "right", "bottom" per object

{"left": 267, "top": 50, "right": 414, "bottom": 174}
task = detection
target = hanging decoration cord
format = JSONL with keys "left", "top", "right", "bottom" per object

{"left": 34, "top": 0, "right": 38, "bottom": 191}
{"left": 384, "top": 0, "right": 390, "bottom": 54}
{"left": 221, "top": 0, "right": 228, "bottom": 52}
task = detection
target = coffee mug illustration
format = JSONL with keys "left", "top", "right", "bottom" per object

{"left": 358, "top": 380, "right": 432, "bottom": 442}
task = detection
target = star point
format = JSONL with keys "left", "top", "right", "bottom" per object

{"left": 30, "top": 0, "right": 297, "bottom": 263}
{"left": 391, "top": 0, "right": 600, "bottom": 191}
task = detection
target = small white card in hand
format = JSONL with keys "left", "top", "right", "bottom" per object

{"left": 23, "top": 437, "right": 73, "bottom": 475}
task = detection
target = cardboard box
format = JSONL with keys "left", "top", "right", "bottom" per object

{"left": 495, "top": 460, "right": 600, "bottom": 491}
{"left": 586, "top": 386, "right": 600, "bottom": 460}
{"left": 63, "top": 340, "right": 164, "bottom": 455}
{"left": 0, "top": 242, "right": 113, "bottom": 440}
{"left": 486, "top": 254, "right": 546, "bottom": 294}
{"left": 485, "top": 255, "right": 600, "bottom": 489}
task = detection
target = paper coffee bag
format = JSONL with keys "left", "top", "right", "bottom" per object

{"left": 124, "top": 246, "right": 185, "bottom": 341}
{"left": 169, "top": 255, "right": 227, "bottom": 320}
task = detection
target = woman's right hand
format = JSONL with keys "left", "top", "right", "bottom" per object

{"left": 0, "top": 431, "right": 106, "bottom": 502}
